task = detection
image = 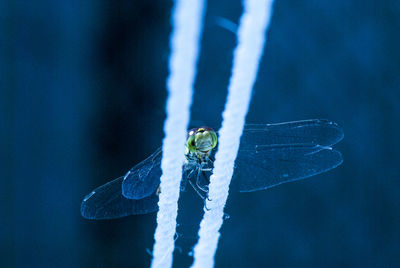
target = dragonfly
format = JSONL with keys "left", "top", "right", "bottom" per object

{"left": 81, "top": 119, "right": 343, "bottom": 220}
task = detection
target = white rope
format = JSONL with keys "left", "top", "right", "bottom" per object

{"left": 151, "top": 0, "right": 206, "bottom": 267}
{"left": 191, "top": 1, "right": 275, "bottom": 267}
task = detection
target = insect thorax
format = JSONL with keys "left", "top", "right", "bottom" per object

{"left": 185, "top": 149, "right": 207, "bottom": 163}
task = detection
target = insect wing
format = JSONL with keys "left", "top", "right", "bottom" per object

{"left": 241, "top": 119, "right": 343, "bottom": 151}
{"left": 232, "top": 145, "right": 342, "bottom": 192}
{"left": 81, "top": 177, "right": 158, "bottom": 220}
{"left": 232, "top": 120, "right": 344, "bottom": 192}
{"left": 122, "top": 148, "right": 162, "bottom": 200}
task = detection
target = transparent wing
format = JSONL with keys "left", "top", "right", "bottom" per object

{"left": 122, "top": 148, "right": 162, "bottom": 200}
{"left": 232, "top": 119, "right": 344, "bottom": 192}
{"left": 81, "top": 177, "right": 159, "bottom": 220}
{"left": 240, "top": 119, "right": 343, "bottom": 150}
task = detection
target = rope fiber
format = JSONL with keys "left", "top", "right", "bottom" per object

{"left": 191, "top": 1, "right": 275, "bottom": 267}
{"left": 151, "top": 0, "right": 205, "bottom": 267}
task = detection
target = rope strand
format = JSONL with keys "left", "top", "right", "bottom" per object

{"left": 151, "top": 0, "right": 206, "bottom": 267}
{"left": 191, "top": 1, "right": 275, "bottom": 267}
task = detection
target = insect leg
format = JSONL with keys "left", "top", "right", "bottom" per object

{"left": 188, "top": 179, "right": 207, "bottom": 200}
{"left": 188, "top": 166, "right": 211, "bottom": 209}
{"left": 181, "top": 168, "right": 195, "bottom": 192}
{"left": 196, "top": 171, "right": 209, "bottom": 192}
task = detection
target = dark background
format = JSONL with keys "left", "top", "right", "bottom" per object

{"left": 2, "top": 0, "right": 400, "bottom": 267}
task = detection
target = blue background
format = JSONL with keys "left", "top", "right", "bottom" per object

{"left": 2, "top": 0, "right": 399, "bottom": 267}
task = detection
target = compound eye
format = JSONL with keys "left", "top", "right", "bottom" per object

{"left": 210, "top": 131, "right": 218, "bottom": 148}
{"left": 187, "top": 135, "right": 196, "bottom": 152}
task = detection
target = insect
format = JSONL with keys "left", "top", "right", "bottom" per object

{"left": 81, "top": 119, "right": 343, "bottom": 220}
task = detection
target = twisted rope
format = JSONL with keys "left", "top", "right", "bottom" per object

{"left": 151, "top": 0, "right": 206, "bottom": 267}
{"left": 191, "top": 1, "right": 275, "bottom": 267}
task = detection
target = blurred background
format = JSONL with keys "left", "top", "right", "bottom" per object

{"left": 1, "top": 0, "right": 399, "bottom": 267}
